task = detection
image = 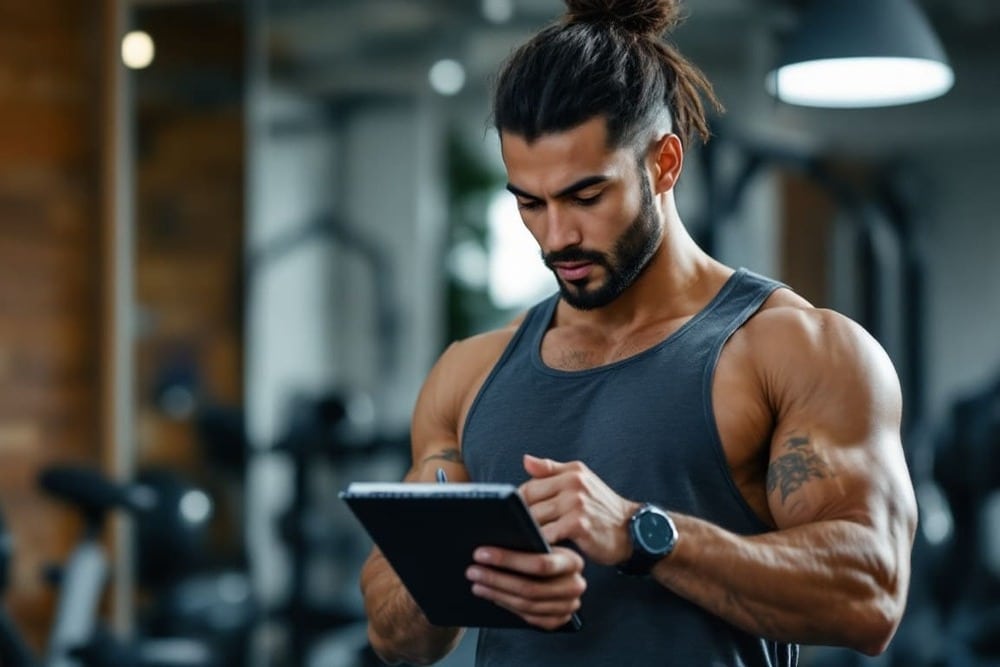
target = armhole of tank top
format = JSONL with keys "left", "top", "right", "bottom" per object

{"left": 701, "top": 279, "right": 782, "bottom": 533}
{"left": 459, "top": 296, "right": 555, "bottom": 449}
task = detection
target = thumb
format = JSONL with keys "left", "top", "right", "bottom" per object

{"left": 523, "top": 453, "right": 560, "bottom": 478}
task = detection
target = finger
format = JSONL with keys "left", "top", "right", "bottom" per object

{"left": 466, "top": 562, "right": 586, "bottom": 600}
{"left": 525, "top": 495, "right": 563, "bottom": 527}
{"left": 523, "top": 483, "right": 590, "bottom": 537}
{"left": 472, "top": 582, "right": 579, "bottom": 631}
{"left": 523, "top": 454, "right": 572, "bottom": 478}
{"left": 470, "top": 581, "right": 582, "bottom": 617}
{"left": 519, "top": 476, "right": 562, "bottom": 508}
{"left": 537, "top": 510, "right": 591, "bottom": 546}
{"left": 520, "top": 461, "right": 588, "bottom": 504}
{"left": 473, "top": 546, "right": 583, "bottom": 578}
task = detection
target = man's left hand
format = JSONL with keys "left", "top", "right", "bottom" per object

{"left": 519, "top": 454, "right": 639, "bottom": 565}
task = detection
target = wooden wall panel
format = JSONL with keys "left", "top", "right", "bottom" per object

{"left": 0, "top": 0, "right": 104, "bottom": 649}
{"left": 780, "top": 171, "right": 836, "bottom": 307}
{"left": 131, "top": 1, "right": 245, "bottom": 560}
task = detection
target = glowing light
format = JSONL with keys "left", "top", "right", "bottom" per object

{"left": 121, "top": 30, "right": 155, "bottom": 70}
{"left": 428, "top": 59, "right": 466, "bottom": 96}
{"left": 179, "top": 489, "right": 213, "bottom": 524}
{"left": 482, "top": 0, "right": 514, "bottom": 24}
{"left": 767, "top": 57, "right": 953, "bottom": 108}
{"left": 917, "top": 483, "right": 953, "bottom": 546}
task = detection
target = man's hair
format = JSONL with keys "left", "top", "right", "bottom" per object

{"left": 492, "top": 0, "right": 723, "bottom": 151}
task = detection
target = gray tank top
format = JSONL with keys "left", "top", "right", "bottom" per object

{"left": 462, "top": 268, "right": 798, "bottom": 667}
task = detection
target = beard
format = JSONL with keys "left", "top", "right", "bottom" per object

{"left": 542, "top": 172, "right": 661, "bottom": 311}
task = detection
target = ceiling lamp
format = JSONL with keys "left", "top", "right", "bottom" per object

{"left": 766, "top": 0, "right": 954, "bottom": 108}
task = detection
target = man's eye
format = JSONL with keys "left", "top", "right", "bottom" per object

{"left": 517, "top": 200, "right": 543, "bottom": 211}
{"left": 574, "top": 194, "right": 602, "bottom": 206}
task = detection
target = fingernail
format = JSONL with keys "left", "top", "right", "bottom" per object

{"left": 466, "top": 567, "right": 481, "bottom": 581}
{"left": 474, "top": 548, "right": 492, "bottom": 563}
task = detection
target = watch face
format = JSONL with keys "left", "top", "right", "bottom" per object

{"left": 636, "top": 511, "right": 673, "bottom": 554}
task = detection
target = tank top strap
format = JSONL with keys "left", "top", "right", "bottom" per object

{"left": 694, "top": 267, "right": 786, "bottom": 351}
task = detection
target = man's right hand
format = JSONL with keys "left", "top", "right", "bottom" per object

{"left": 465, "top": 545, "right": 586, "bottom": 631}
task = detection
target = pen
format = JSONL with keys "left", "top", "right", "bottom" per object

{"left": 436, "top": 468, "right": 448, "bottom": 484}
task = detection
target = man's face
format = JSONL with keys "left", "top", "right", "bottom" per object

{"left": 500, "top": 117, "right": 662, "bottom": 310}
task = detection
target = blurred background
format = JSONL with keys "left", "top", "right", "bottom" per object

{"left": 0, "top": 0, "right": 998, "bottom": 665}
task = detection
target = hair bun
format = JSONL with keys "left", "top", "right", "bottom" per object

{"left": 564, "top": 0, "right": 682, "bottom": 37}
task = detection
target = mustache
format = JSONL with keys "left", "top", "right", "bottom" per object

{"left": 542, "top": 247, "right": 609, "bottom": 270}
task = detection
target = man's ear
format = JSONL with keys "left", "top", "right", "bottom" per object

{"left": 648, "top": 133, "right": 684, "bottom": 194}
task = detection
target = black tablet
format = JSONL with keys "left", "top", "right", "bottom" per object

{"left": 341, "top": 482, "right": 582, "bottom": 632}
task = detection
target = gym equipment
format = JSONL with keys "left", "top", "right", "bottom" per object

{"left": 0, "top": 464, "right": 217, "bottom": 667}
{"left": 134, "top": 468, "right": 214, "bottom": 590}
{"left": 41, "top": 465, "right": 157, "bottom": 667}
{"left": 133, "top": 465, "right": 256, "bottom": 667}
{"left": 223, "top": 390, "right": 408, "bottom": 665}
{"left": 0, "top": 503, "right": 11, "bottom": 592}
{"left": 0, "top": 504, "right": 35, "bottom": 667}
{"left": 931, "top": 377, "right": 1000, "bottom": 665}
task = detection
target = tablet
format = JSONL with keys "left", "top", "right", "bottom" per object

{"left": 340, "top": 482, "right": 582, "bottom": 632}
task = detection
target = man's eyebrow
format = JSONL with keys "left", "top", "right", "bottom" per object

{"left": 506, "top": 175, "right": 610, "bottom": 201}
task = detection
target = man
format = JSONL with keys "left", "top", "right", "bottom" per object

{"left": 360, "top": 0, "right": 917, "bottom": 665}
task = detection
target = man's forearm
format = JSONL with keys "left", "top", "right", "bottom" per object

{"left": 653, "top": 514, "right": 908, "bottom": 655}
{"left": 361, "top": 550, "right": 464, "bottom": 665}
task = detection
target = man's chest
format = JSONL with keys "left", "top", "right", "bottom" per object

{"left": 538, "top": 317, "right": 694, "bottom": 371}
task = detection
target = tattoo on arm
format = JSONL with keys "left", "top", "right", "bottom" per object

{"left": 421, "top": 448, "right": 463, "bottom": 465}
{"left": 766, "top": 435, "right": 833, "bottom": 504}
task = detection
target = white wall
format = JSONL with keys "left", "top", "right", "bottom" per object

{"left": 245, "top": 91, "right": 341, "bottom": 606}
{"left": 340, "top": 100, "right": 447, "bottom": 431}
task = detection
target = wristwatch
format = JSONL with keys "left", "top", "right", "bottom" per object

{"left": 616, "top": 503, "right": 678, "bottom": 576}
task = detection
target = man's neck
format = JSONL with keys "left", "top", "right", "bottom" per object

{"left": 557, "top": 214, "right": 729, "bottom": 332}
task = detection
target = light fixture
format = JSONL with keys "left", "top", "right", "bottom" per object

{"left": 121, "top": 30, "right": 155, "bottom": 70}
{"left": 766, "top": 0, "right": 954, "bottom": 108}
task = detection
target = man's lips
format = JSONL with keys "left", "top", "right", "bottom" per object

{"left": 553, "top": 261, "right": 593, "bottom": 282}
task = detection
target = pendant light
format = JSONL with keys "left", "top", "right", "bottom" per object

{"left": 766, "top": 0, "right": 954, "bottom": 108}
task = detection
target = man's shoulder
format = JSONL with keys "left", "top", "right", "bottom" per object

{"left": 435, "top": 316, "right": 527, "bottom": 379}
{"left": 740, "top": 289, "right": 895, "bottom": 381}
{"left": 749, "top": 289, "right": 871, "bottom": 346}
{"left": 447, "top": 322, "right": 521, "bottom": 361}
{"left": 415, "top": 318, "right": 528, "bottom": 439}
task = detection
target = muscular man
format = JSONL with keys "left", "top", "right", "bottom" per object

{"left": 360, "top": 0, "right": 917, "bottom": 664}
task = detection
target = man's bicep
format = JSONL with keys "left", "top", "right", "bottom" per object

{"left": 762, "top": 310, "right": 910, "bottom": 531}
{"left": 765, "top": 427, "right": 893, "bottom": 530}
{"left": 405, "top": 327, "right": 514, "bottom": 485}
{"left": 408, "top": 412, "right": 470, "bottom": 484}
{"left": 406, "top": 342, "right": 473, "bottom": 484}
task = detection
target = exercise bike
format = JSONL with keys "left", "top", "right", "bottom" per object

{"left": 0, "top": 464, "right": 215, "bottom": 667}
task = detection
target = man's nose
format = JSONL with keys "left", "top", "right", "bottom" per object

{"left": 543, "top": 204, "right": 583, "bottom": 251}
